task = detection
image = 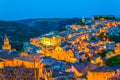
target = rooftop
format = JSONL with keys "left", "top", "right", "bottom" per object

{"left": 73, "top": 62, "right": 98, "bottom": 73}
{"left": 0, "top": 50, "right": 20, "bottom": 60}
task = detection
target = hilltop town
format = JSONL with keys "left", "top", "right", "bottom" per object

{"left": 0, "top": 16, "right": 120, "bottom": 80}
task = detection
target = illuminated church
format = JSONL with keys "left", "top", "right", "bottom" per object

{"left": 2, "top": 35, "right": 11, "bottom": 51}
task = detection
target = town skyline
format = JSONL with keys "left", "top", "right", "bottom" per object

{"left": 0, "top": 16, "right": 120, "bottom": 79}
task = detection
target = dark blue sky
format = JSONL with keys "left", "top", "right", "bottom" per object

{"left": 0, "top": 0, "right": 120, "bottom": 20}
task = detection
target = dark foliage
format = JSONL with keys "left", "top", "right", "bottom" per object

{"left": 105, "top": 55, "right": 120, "bottom": 66}
{"left": 109, "top": 35, "right": 120, "bottom": 42}
{"left": 98, "top": 50, "right": 107, "bottom": 58}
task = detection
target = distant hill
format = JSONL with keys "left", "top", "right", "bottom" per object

{"left": 16, "top": 18, "right": 80, "bottom": 31}
{"left": 0, "top": 20, "right": 40, "bottom": 41}
{"left": 0, "top": 18, "right": 80, "bottom": 50}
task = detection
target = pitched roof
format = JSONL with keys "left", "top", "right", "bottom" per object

{"left": 73, "top": 62, "right": 98, "bottom": 73}
{"left": 0, "top": 50, "right": 20, "bottom": 60}
{"left": 15, "top": 54, "right": 41, "bottom": 62}
{"left": 91, "top": 66, "right": 114, "bottom": 72}
{"left": 92, "top": 55, "right": 100, "bottom": 60}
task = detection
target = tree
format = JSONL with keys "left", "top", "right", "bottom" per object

{"left": 79, "top": 58, "right": 82, "bottom": 63}
{"left": 109, "top": 35, "right": 120, "bottom": 42}
{"left": 99, "top": 50, "right": 107, "bottom": 58}
{"left": 105, "top": 55, "right": 120, "bottom": 66}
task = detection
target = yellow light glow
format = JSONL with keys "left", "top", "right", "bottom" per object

{"left": 46, "top": 41, "right": 51, "bottom": 45}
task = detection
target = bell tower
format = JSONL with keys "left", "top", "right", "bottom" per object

{"left": 2, "top": 35, "right": 11, "bottom": 51}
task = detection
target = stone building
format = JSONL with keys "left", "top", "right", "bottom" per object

{"left": 41, "top": 46, "right": 77, "bottom": 63}
{"left": 87, "top": 71, "right": 115, "bottom": 80}
{"left": 2, "top": 35, "right": 11, "bottom": 51}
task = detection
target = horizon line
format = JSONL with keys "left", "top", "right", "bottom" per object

{"left": 0, "top": 15, "right": 120, "bottom": 21}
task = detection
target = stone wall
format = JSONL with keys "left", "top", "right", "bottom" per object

{"left": 87, "top": 71, "right": 115, "bottom": 80}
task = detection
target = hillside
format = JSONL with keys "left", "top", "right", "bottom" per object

{"left": 0, "top": 18, "right": 80, "bottom": 50}
{"left": 0, "top": 20, "right": 40, "bottom": 41}
{"left": 16, "top": 18, "right": 80, "bottom": 31}
{"left": 0, "top": 20, "right": 40, "bottom": 50}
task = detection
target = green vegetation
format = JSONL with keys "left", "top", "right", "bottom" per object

{"left": 94, "top": 16, "right": 116, "bottom": 20}
{"left": 105, "top": 55, "right": 120, "bottom": 66}
{"left": 98, "top": 50, "right": 107, "bottom": 58}
{"left": 98, "top": 32, "right": 104, "bottom": 38}
{"left": 109, "top": 35, "right": 120, "bottom": 42}
{"left": 12, "top": 41, "right": 23, "bottom": 52}
{"left": 91, "top": 37, "right": 96, "bottom": 40}
{"left": 77, "top": 19, "right": 86, "bottom": 25}
{"left": 98, "top": 32, "right": 120, "bottom": 42}
{"left": 98, "top": 32, "right": 109, "bottom": 40}
{"left": 79, "top": 58, "right": 82, "bottom": 63}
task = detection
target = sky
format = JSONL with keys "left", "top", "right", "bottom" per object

{"left": 0, "top": 0, "right": 120, "bottom": 20}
